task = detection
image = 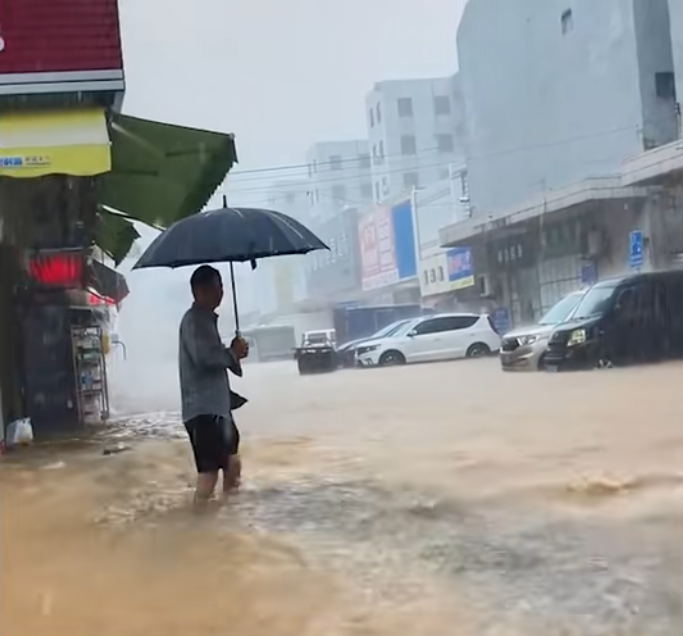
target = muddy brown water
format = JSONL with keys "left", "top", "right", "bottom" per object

{"left": 2, "top": 359, "right": 682, "bottom": 636}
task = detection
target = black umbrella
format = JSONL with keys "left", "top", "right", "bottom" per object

{"left": 132, "top": 197, "right": 328, "bottom": 332}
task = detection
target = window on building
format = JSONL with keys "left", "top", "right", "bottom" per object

{"left": 374, "top": 181, "right": 381, "bottom": 202}
{"left": 377, "top": 140, "right": 385, "bottom": 164}
{"left": 360, "top": 182, "right": 373, "bottom": 199}
{"left": 434, "top": 95, "right": 451, "bottom": 115}
{"left": 400, "top": 135, "right": 417, "bottom": 155}
{"left": 329, "top": 154, "right": 343, "bottom": 171}
{"left": 397, "top": 97, "right": 414, "bottom": 117}
{"left": 369, "top": 108, "right": 375, "bottom": 127}
{"left": 381, "top": 177, "right": 389, "bottom": 196}
{"left": 561, "top": 9, "right": 573, "bottom": 34}
{"left": 403, "top": 172, "right": 420, "bottom": 189}
{"left": 655, "top": 72, "right": 676, "bottom": 100}
{"left": 358, "top": 153, "right": 371, "bottom": 169}
{"left": 332, "top": 184, "right": 347, "bottom": 202}
{"left": 376, "top": 102, "right": 382, "bottom": 124}
{"left": 436, "top": 134, "right": 455, "bottom": 153}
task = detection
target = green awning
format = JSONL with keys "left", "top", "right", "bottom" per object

{"left": 96, "top": 209, "right": 141, "bottom": 265}
{"left": 102, "top": 113, "right": 238, "bottom": 228}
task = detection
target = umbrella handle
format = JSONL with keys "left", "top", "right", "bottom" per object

{"left": 229, "top": 261, "right": 240, "bottom": 335}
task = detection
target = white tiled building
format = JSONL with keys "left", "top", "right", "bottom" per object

{"left": 364, "top": 76, "right": 466, "bottom": 203}
{"left": 305, "top": 140, "right": 373, "bottom": 221}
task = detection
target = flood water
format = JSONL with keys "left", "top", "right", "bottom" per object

{"left": 2, "top": 358, "right": 682, "bottom": 636}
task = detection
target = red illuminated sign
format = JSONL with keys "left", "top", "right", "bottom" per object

{"left": 28, "top": 251, "right": 83, "bottom": 288}
{"left": 0, "top": 0, "right": 124, "bottom": 97}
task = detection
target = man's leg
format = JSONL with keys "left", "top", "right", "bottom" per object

{"left": 195, "top": 471, "right": 219, "bottom": 503}
{"left": 222, "top": 416, "right": 242, "bottom": 494}
{"left": 223, "top": 454, "right": 242, "bottom": 493}
{"left": 185, "top": 415, "right": 222, "bottom": 505}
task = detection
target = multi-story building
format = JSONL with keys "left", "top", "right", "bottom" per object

{"left": 670, "top": 0, "right": 683, "bottom": 112}
{"left": 305, "top": 140, "right": 373, "bottom": 221}
{"left": 439, "top": 0, "right": 682, "bottom": 328}
{"left": 266, "top": 179, "right": 310, "bottom": 221}
{"left": 264, "top": 180, "right": 311, "bottom": 315}
{"left": 457, "top": 0, "right": 680, "bottom": 216}
{"left": 364, "top": 76, "right": 466, "bottom": 203}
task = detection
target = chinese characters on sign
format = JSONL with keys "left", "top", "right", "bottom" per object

{"left": 0, "top": 155, "right": 51, "bottom": 168}
{"left": 359, "top": 207, "right": 398, "bottom": 291}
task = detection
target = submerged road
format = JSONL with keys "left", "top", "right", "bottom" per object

{"left": 2, "top": 358, "right": 682, "bottom": 636}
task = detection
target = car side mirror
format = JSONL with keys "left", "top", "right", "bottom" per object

{"left": 407, "top": 331, "right": 416, "bottom": 338}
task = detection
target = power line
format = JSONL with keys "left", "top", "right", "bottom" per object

{"left": 224, "top": 118, "right": 655, "bottom": 195}
{"left": 226, "top": 146, "right": 446, "bottom": 185}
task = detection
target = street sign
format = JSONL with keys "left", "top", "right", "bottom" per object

{"left": 629, "top": 230, "right": 644, "bottom": 269}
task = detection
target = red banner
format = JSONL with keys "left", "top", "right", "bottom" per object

{"left": 0, "top": 0, "right": 123, "bottom": 77}
{"left": 358, "top": 206, "right": 398, "bottom": 291}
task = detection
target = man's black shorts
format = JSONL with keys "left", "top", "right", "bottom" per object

{"left": 183, "top": 414, "right": 240, "bottom": 474}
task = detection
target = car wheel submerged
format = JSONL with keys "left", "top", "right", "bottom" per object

{"left": 379, "top": 350, "right": 406, "bottom": 366}
{"left": 467, "top": 343, "right": 491, "bottom": 358}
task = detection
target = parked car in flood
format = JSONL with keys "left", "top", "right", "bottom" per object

{"left": 500, "top": 289, "right": 586, "bottom": 371}
{"left": 336, "top": 319, "right": 412, "bottom": 368}
{"left": 544, "top": 270, "right": 683, "bottom": 370}
{"left": 356, "top": 313, "right": 501, "bottom": 367}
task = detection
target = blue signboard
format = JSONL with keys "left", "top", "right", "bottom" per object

{"left": 629, "top": 230, "right": 644, "bottom": 269}
{"left": 390, "top": 200, "right": 417, "bottom": 280}
{"left": 446, "top": 247, "right": 475, "bottom": 290}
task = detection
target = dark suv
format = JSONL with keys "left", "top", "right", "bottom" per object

{"left": 544, "top": 270, "right": 683, "bottom": 370}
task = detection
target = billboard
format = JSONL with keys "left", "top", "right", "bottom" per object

{"left": 446, "top": 247, "right": 475, "bottom": 290}
{"left": 359, "top": 206, "right": 398, "bottom": 291}
{"left": 359, "top": 200, "right": 418, "bottom": 292}
{"left": 0, "top": 0, "right": 124, "bottom": 96}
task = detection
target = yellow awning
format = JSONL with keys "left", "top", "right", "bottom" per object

{"left": 0, "top": 108, "right": 111, "bottom": 178}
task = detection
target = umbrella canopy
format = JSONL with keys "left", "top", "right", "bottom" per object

{"left": 130, "top": 204, "right": 328, "bottom": 333}
{"left": 131, "top": 205, "right": 329, "bottom": 270}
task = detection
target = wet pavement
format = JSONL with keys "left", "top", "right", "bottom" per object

{"left": 2, "top": 358, "right": 682, "bottom": 635}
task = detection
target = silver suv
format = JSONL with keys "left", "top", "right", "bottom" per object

{"left": 500, "top": 289, "right": 586, "bottom": 371}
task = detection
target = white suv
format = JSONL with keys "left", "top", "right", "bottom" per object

{"left": 356, "top": 313, "right": 501, "bottom": 367}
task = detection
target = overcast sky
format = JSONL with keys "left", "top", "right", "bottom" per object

{"left": 118, "top": 0, "right": 467, "bottom": 207}
{"left": 115, "top": 0, "right": 467, "bottom": 326}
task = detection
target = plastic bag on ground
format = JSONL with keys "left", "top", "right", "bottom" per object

{"left": 6, "top": 418, "right": 34, "bottom": 447}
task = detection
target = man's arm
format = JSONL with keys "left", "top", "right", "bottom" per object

{"left": 183, "top": 314, "right": 240, "bottom": 373}
{"left": 225, "top": 343, "right": 243, "bottom": 377}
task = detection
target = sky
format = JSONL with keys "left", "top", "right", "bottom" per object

{"left": 118, "top": 0, "right": 467, "bottom": 208}
{"left": 114, "top": 0, "right": 468, "bottom": 348}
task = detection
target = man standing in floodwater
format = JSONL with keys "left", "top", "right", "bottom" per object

{"left": 178, "top": 265, "right": 249, "bottom": 502}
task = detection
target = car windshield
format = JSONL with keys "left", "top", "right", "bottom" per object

{"left": 374, "top": 320, "right": 409, "bottom": 339}
{"left": 538, "top": 292, "right": 583, "bottom": 325}
{"left": 571, "top": 284, "right": 618, "bottom": 319}
{"left": 305, "top": 332, "right": 329, "bottom": 344}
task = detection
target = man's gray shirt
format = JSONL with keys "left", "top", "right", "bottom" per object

{"left": 178, "top": 305, "right": 241, "bottom": 422}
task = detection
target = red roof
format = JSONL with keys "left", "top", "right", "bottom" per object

{"left": 0, "top": 0, "right": 123, "bottom": 75}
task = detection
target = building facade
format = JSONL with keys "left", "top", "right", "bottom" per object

{"left": 669, "top": 0, "right": 683, "bottom": 110}
{"left": 365, "top": 77, "right": 466, "bottom": 203}
{"left": 305, "top": 140, "right": 372, "bottom": 221}
{"left": 457, "top": 0, "right": 679, "bottom": 217}
{"left": 262, "top": 180, "right": 311, "bottom": 316}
